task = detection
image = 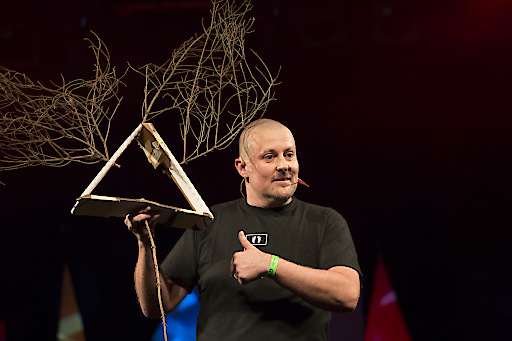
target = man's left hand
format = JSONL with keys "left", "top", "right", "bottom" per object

{"left": 230, "top": 231, "right": 271, "bottom": 285}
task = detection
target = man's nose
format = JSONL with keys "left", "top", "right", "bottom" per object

{"left": 276, "top": 156, "right": 291, "bottom": 172}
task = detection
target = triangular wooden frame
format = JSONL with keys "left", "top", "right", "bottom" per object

{"left": 71, "top": 123, "right": 213, "bottom": 230}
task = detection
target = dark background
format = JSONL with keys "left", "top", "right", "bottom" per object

{"left": 1, "top": 1, "right": 512, "bottom": 340}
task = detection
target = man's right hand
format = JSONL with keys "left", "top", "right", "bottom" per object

{"left": 128, "top": 205, "right": 187, "bottom": 318}
{"left": 124, "top": 206, "right": 159, "bottom": 238}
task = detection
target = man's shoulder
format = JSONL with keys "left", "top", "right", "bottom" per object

{"left": 293, "top": 198, "right": 345, "bottom": 220}
{"left": 294, "top": 198, "right": 333, "bottom": 211}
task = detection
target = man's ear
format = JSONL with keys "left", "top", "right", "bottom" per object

{"left": 235, "top": 157, "right": 249, "bottom": 179}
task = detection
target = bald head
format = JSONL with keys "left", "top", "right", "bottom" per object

{"left": 239, "top": 119, "right": 291, "bottom": 161}
{"left": 235, "top": 118, "right": 299, "bottom": 207}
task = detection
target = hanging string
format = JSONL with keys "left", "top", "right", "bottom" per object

{"left": 145, "top": 220, "right": 169, "bottom": 341}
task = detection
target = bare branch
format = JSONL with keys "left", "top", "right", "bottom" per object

{"left": 0, "top": 0, "right": 278, "bottom": 184}
{"left": 0, "top": 33, "right": 126, "bottom": 172}
{"left": 132, "top": 0, "right": 279, "bottom": 164}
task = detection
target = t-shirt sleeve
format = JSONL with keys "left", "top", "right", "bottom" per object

{"left": 319, "top": 208, "right": 362, "bottom": 280}
{"left": 160, "top": 229, "right": 200, "bottom": 294}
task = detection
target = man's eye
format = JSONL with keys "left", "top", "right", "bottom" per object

{"left": 264, "top": 154, "right": 274, "bottom": 160}
{"left": 285, "top": 153, "right": 294, "bottom": 158}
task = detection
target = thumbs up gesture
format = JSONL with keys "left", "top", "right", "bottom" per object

{"left": 230, "top": 231, "right": 271, "bottom": 285}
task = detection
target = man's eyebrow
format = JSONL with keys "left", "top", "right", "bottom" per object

{"left": 258, "top": 147, "right": 295, "bottom": 156}
{"left": 258, "top": 149, "right": 276, "bottom": 156}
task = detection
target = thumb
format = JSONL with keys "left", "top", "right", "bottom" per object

{"left": 238, "top": 230, "right": 254, "bottom": 249}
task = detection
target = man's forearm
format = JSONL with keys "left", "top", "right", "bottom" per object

{"left": 231, "top": 231, "right": 360, "bottom": 312}
{"left": 134, "top": 237, "right": 185, "bottom": 319}
{"left": 272, "top": 260, "right": 360, "bottom": 312}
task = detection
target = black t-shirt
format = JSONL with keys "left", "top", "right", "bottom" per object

{"left": 161, "top": 198, "right": 361, "bottom": 341}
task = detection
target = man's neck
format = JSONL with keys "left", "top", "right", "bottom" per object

{"left": 245, "top": 195, "right": 292, "bottom": 209}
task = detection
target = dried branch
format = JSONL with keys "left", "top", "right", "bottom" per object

{"left": 0, "top": 0, "right": 278, "bottom": 184}
{"left": 131, "top": 0, "right": 279, "bottom": 164}
{"left": 0, "top": 33, "right": 126, "bottom": 172}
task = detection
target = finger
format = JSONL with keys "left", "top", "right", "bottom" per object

{"left": 135, "top": 206, "right": 152, "bottom": 220}
{"left": 229, "top": 257, "right": 235, "bottom": 276}
{"left": 124, "top": 214, "right": 132, "bottom": 228}
{"left": 134, "top": 214, "right": 152, "bottom": 224}
{"left": 238, "top": 230, "right": 254, "bottom": 249}
{"left": 126, "top": 212, "right": 152, "bottom": 227}
{"left": 127, "top": 206, "right": 152, "bottom": 221}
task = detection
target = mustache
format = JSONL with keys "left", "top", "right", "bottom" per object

{"left": 272, "top": 173, "right": 294, "bottom": 182}
{"left": 271, "top": 174, "right": 309, "bottom": 187}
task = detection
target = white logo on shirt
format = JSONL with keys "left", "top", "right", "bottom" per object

{"left": 245, "top": 233, "right": 268, "bottom": 246}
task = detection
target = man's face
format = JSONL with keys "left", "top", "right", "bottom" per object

{"left": 242, "top": 127, "right": 299, "bottom": 207}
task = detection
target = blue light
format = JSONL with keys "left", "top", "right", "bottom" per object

{"left": 151, "top": 287, "right": 200, "bottom": 341}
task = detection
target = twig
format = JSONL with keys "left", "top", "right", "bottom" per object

{"left": 0, "top": 32, "right": 126, "bottom": 172}
{"left": 130, "top": 0, "right": 279, "bottom": 165}
{"left": 145, "top": 220, "right": 169, "bottom": 341}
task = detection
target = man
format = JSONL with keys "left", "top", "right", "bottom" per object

{"left": 126, "top": 119, "right": 361, "bottom": 340}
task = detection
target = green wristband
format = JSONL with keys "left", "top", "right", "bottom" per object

{"left": 267, "top": 255, "right": 279, "bottom": 278}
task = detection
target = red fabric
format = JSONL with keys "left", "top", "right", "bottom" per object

{"left": 364, "top": 259, "right": 411, "bottom": 341}
{"left": 0, "top": 320, "right": 6, "bottom": 341}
